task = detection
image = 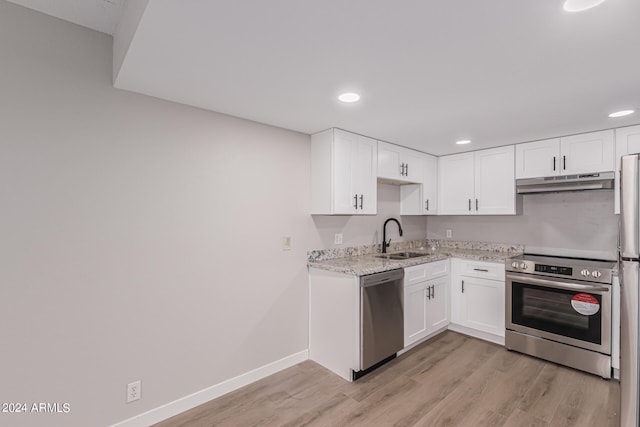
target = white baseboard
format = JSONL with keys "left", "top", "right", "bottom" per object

{"left": 447, "top": 323, "right": 505, "bottom": 346}
{"left": 110, "top": 349, "right": 309, "bottom": 427}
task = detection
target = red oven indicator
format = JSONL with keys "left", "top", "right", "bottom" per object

{"left": 571, "top": 293, "right": 600, "bottom": 315}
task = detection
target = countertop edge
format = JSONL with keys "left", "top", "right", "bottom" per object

{"left": 308, "top": 250, "right": 523, "bottom": 276}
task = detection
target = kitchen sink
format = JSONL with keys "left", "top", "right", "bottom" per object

{"left": 375, "top": 251, "right": 429, "bottom": 260}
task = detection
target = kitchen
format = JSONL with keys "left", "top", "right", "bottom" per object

{"left": 0, "top": 1, "right": 639, "bottom": 427}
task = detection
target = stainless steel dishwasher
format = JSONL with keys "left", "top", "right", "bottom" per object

{"left": 355, "top": 268, "right": 404, "bottom": 380}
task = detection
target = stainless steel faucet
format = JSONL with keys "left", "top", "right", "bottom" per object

{"left": 382, "top": 218, "right": 403, "bottom": 253}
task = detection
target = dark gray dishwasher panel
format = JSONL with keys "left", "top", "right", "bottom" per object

{"left": 360, "top": 269, "right": 404, "bottom": 371}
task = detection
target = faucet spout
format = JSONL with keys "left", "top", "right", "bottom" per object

{"left": 382, "top": 218, "right": 403, "bottom": 253}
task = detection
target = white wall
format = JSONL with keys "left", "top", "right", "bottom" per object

{"left": 427, "top": 190, "right": 618, "bottom": 259}
{"left": 0, "top": 3, "right": 318, "bottom": 426}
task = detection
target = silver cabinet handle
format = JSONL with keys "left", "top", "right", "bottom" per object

{"left": 462, "top": 280, "right": 465, "bottom": 293}
{"left": 406, "top": 163, "right": 409, "bottom": 176}
{"left": 431, "top": 285, "right": 435, "bottom": 299}
{"left": 553, "top": 156, "right": 556, "bottom": 171}
{"left": 473, "top": 268, "right": 489, "bottom": 272}
{"left": 353, "top": 194, "right": 358, "bottom": 210}
{"left": 468, "top": 199, "right": 471, "bottom": 211}
{"left": 359, "top": 194, "right": 364, "bottom": 210}
{"left": 426, "top": 286, "right": 431, "bottom": 300}
{"left": 476, "top": 199, "right": 478, "bottom": 211}
{"left": 563, "top": 155, "right": 566, "bottom": 170}
{"left": 426, "top": 199, "right": 429, "bottom": 211}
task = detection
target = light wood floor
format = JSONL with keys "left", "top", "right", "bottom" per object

{"left": 153, "top": 331, "right": 620, "bottom": 427}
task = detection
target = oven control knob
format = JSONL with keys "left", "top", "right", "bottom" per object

{"left": 592, "top": 270, "right": 602, "bottom": 278}
{"left": 581, "top": 269, "right": 591, "bottom": 277}
{"left": 511, "top": 262, "right": 519, "bottom": 268}
{"left": 519, "top": 263, "right": 528, "bottom": 270}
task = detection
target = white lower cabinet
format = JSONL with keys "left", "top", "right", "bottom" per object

{"left": 450, "top": 258, "right": 505, "bottom": 343}
{"left": 404, "top": 283, "right": 429, "bottom": 343}
{"left": 404, "top": 261, "right": 449, "bottom": 347}
{"left": 308, "top": 267, "right": 361, "bottom": 381}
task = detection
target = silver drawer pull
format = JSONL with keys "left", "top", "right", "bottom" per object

{"left": 473, "top": 268, "right": 489, "bottom": 272}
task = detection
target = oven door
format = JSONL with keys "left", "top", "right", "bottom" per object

{"left": 506, "top": 272, "right": 611, "bottom": 354}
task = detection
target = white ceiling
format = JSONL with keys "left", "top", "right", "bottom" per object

{"left": 9, "top": 0, "right": 640, "bottom": 155}
{"left": 7, "top": 0, "right": 124, "bottom": 35}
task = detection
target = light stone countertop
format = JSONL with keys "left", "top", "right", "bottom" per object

{"left": 308, "top": 245, "right": 523, "bottom": 276}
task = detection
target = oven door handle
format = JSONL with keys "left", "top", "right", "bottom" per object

{"left": 507, "top": 273, "right": 610, "bottom": 293}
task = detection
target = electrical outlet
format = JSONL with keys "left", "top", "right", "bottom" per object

{"left": 446, "top": 229, "right": 452, "bottom": 238}
{"left": 334, "top": 233, "right": 343, "bottom": 245}
{"left": 127, "top": 380, "right": 141, "bottom": 403}
{"left": 282, "top": 236, "right": 292, "bottom": 251}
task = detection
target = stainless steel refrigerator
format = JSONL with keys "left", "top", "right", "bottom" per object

{"left": 620, "top": 153, "right": 640, "bottom": 426}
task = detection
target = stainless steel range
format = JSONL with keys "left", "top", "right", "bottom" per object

{"left": 505, "top": 254, "right": 616, "bottom": 378}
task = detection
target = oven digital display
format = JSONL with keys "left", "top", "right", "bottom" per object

{"left": 534, "top": 264, "right": 573, "bottom": 275}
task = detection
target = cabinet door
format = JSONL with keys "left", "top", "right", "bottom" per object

{"left": 460, "top": 276, "right": 505, "bottom": 337}
{"left": 378, "top": 142, "right": 424, "bottom": 183}
{"left": 449, "top": 259, "right": 464, "bottom": 325}
{"left": 423, "top": 154, "right": 438, "bottom": 214}
{"left": 331, "top": 129, "right": 377, "bottom": 215}
{"left": 332, "top": 129, "right": 359, "bottom": 214}
{"left": 474, "top": 146, "right": 516, "bottom": 215}
{"left": 427, "top": 276, "right": 449, "bottom": 332}
{"left": 377, "top": 141, "right": 403, "bottom": 181}
{"left": 438, "top": 152, "right": 475, "bottom": 215}
{"left": 404, "top": 282, "right": 429, "bottom": 347}
{"left": 403, "top": 149, "right": 425, "bottom": 183}
{"left": 560, "top": 130, "right": 615, "bottom": 175}
{"left": 400, "top": 154, "right": 437, "bottom": 215}
{"left": 615, "top": 125, "right": 640, "bottom": 214}
{"left": 400, "top": 183, "right": 423, "bottom": 215}
{"left": 353, "top": 134, "right": 378, "bottom": 214}
{"left": 515, "top": 138, "right": 560, "bottom": 179}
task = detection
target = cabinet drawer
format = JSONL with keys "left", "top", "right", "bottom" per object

{"left": 458, "top": 260, "right": 504, "bottom": 280}
{"left": 405, "top": 260, "right": 450, "bottom": 286}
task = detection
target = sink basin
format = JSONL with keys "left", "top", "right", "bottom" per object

{"left": 375, "top": 251, "right": 429, "bottom": 260}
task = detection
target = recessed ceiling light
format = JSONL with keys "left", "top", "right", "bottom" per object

{"left": 456, "top": 140, "right": 471, "bottom": 145}
{"left": 563, "top": 0, "right": 607, "bottom": 12}
{"left": 608, "top": 110, "right": 635, "bottom": 118}
{"left": 338, "top": 93, "right": 360, "bottom": 103}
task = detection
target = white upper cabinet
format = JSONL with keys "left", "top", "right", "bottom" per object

{"left": 422, "top": 154, "right": 438, "bottom": 214}
{"left": 378, "top": 141, "right": 424, "bottom": 183}
{"left": 438, "top": 146, "right": 516, "bottom": 215}
{"left": 475, "top": 146, "right": 516, "bottom": 215}
{"left": 311, "top": 128, "right": 377, "bottom": 215}
{"left": 515, "top": 130, "right": 615, "bottom": 179}
{"left": 615, "top": 125, "right": 640, "bottom": 214}
{"left": 561, "top": 130, "right": 615, "bottom": 175}
{"left": 400, "top": 153, "right": 438, "bottom": 215}
{"left": 438, "top": 152, "right": 475, "bottom": 215}
{"left": 515, "top": 138, "right": 560, "bottom": 179}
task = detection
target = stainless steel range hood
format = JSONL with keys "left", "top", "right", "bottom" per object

{"left": 516, "top": 171, "right": 615, "bottom": 194}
